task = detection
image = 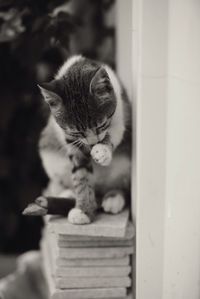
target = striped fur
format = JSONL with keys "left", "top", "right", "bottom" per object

{"left": 39, "top": 56, "right": 131, "bottom": 223}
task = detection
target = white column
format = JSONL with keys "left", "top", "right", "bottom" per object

{"left": 163, "top": 1, "right": 200, "bottom": 298}
{"left": 116, "top": 1, "right": 200, "bottom": 298}
{"left": 134, "top": 0, "right": 200, "bottom": 298}
{"left": 116, "top": 0, "right": 133, "bottom": 100}
{"left": 133, "top": 0, "right": 168, "bottom": 298}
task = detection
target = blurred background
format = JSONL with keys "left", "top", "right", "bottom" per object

{"left": 0, "top": 0, "right": 116, "bottom": 277}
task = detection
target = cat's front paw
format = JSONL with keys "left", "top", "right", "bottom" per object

{"left": 91, "top": 144, "right": 112, "bottom": 166}
{"left": 68, "top": 208, "right": 91, "bottom": 224}
{"left": 102, "top": 191, "right": 125, "bottom": 214}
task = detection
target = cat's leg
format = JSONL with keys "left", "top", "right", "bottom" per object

{"left": 67, "top": 150, "right": 97, "bottom": 224}
{"left": 35, "top": 189, "right": 76, "bottom": 214}
{"left": 102, "top": 190, "right": 126, "bottom": 214}
{"left": 23, "top": 189, "right": 76, "bottom": 216}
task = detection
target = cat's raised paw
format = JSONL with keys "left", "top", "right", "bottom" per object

{"left": 91, "top": 144, "right": 112, "bottom": 166}
{"left": 68, "top": 208, "right": 91, "bottom": 224}
{"left": 102, "top": 191, "right": 125, "bottom": 214}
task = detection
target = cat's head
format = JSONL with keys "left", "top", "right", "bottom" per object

{"left": 38, "top": 61, "right": 117, "bottom": 146}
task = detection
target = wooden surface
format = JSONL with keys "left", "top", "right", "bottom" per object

{"left": 58, "top": 222, "right": 135, "bottom": 241}
{"left": 55, "top": 276, "right": 131, "bottom": 289}
{"left": 45, "top": 209, "right": 129, "bottom": 238}
{"left": 54, "top": 266, "right": 131, "bottom": 277}
{"left": 58, "top": 247, "right": 134, "bottom": 259}
{"left": 56, "top": 256, "right": 130, "bottom": 267}
{"left": 43, "top": 237, "right": 133, "bottom": 275}
{"left": 41, "top": 211, "right": 134, "bottom": 297}
{"left": 42, "top": 243, "right": 128, "bottom": 298}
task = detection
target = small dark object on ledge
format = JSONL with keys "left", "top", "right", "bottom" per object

{"left": 23, "top": 196, "right": 75, "bottom": 216}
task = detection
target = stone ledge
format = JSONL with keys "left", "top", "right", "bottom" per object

{"left": 56, "top": 256, "right": 130, "bottom": 267}
{"left": 45, "top": 209, "right": 129, "bottom": 238}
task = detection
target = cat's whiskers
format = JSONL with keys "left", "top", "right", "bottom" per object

{"left": 77, "top": 139, "right": 91, "bottom": 152}
{"left": 70, "top": 139, "right": 85, "bottom": 151}
{"left": 70, "top": 140, "right": 80, "bottom": 150}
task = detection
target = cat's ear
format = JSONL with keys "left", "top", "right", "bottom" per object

{"left": 38, "top": 80, "right": 62, "bottom": 109}
{"left": 90, "top": 67, "right": 113, "bottom": 101}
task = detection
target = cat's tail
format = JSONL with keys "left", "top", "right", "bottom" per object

{"left": 22, "top": 196, "right": 75, "bottom": 216}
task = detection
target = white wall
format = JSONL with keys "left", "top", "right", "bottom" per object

{"left": 163, "top": 1, "right": 200, "bottom": 298}
{"left": 116, "top": 1, "right": 136, "bottom": 297}
{"left": 133, "top": 0, "right": 168, "bottom": 297}
{"left": 133, "top": 0, "right": 200, "bottom": 298}
{"left": 116, "top": 1, "right": 200, "bottom": 298}
{"left": 116, "top": 0, "right": 133, "bottom": 101}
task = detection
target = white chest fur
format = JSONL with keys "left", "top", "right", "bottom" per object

{"left": 104, "top": 65, "right": 125, "bottom": 149}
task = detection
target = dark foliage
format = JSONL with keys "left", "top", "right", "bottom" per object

{"left": 0, "top": 0, "right": 115, "bottom": 253}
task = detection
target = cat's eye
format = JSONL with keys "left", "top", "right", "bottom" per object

{"left": 69, "top": 131, "right": 85, "bottom": 138}
{"left": 97, "top": 120, "right": 110, "bottom": 131}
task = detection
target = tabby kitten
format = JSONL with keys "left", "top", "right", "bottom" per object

{"left": 38, "top": 55, "right": 131, "bottom": 224}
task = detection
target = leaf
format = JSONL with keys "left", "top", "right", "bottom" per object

{"left": 44, "top": 12, "right": 78, "bottom": 49}
{"left": 47, "top": 0, "right": 71, "bottom": 11}
{"left": 0, "top": 8, "right": 28, "bottom": 42}
{"left": 31, "top": 15, "right": 50, "bottom": 33}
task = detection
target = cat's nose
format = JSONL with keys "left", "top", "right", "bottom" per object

{"left": 86, "top": 135, "right": 98, "bottom": 145}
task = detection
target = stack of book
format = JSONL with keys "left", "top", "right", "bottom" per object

{"left": 41, "top": 210, "right": 134, "bottom": 299}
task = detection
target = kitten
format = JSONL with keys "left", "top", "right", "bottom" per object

{"left": 38, "top": 55, "right": 131, "bottom": 224}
